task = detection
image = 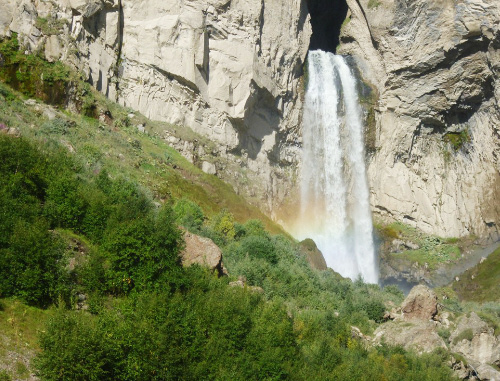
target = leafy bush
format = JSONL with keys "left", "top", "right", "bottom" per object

{"left": 0, "top": 219, "right": 67, "bottom": 307}
{"left": 173, "top": 198, "right": 205, "bottom": 232}
{"left": 206, "top": 209, "right": 236, "bottom": 244}
{"left": 242, "top": 219, "right": 267, "bottom": 238}
{"left": 0, "top": 135, "right": 184, "bottom": 305}
{"left": 36, "top": 308, "right": 123, "bottom": 380}
{"left": 236, "top": 235, "right": 278, "bottom": 264}
{"left": 360, "top": 299, "right": 386, "bottom": 323}
{"left": 100, "top": 205, "right": 183, "bottom": 294}
{"left": 37, "top": 275, "right": 298, "bottom": 381}
{"left": 43, "top": 176, "right": 87, "bottom": 230}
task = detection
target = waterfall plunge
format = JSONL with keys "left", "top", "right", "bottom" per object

{"left": 297, "top": 50, "right": 378, "bottom": 283}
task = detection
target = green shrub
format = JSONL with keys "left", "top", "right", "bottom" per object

{"left": 43, "top": 176, "right": 88, "bottom": 230}
{"left": 0, "top": 219, "right": 68, "bottom": 307}
{"left": 236, "top": 235, "right": 278, "bottom": 264}
{"left": 104, "top": 177, "right": 153, "bottom": 222}
{"left": 437, "top": 328, "right": 451, "bottom": 341}
{"left": 37, "top": 278, "right": 294, "bottom": 380}
{"left": 173, "top": 198, "right": 205, "bottom": 232}
{"left": 361, "top": 299, "right": 386, "bottom": 323}
{"left": 36, "top": 309, "right": 123, "bottom": 380}
{"left": 101, "top": 205, "right": 183, "bottom": 294}
{"left": 208, "top": 209, "right": 236, "bottom": 243}
{"left": 242, "top": 219, "right": 267, "bottom": 238}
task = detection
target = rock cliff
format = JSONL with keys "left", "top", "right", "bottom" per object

{"left": 2, "top": 0, "right": 499, "bottom": 240}
{"left": 340, "top": 0, "right": 500, "bottom": 239}
{"left": 0, "top": 0, "right": 311, "bottom": 216}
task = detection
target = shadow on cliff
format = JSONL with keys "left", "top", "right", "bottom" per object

{"left": 307, "top": 0, "right": 349, "bottom": 53}
{"left": 230, "top": 81, "right": 281, "bottom": 162}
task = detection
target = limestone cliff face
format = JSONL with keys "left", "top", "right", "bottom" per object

{"left": 339, "top": 0, "right": 500, "bottom": 239}
{"left": 0, "top": 0, "right": 311, "bottom": 214}
{"left": 2, "top": 0, "right": 499, "bottom": 240}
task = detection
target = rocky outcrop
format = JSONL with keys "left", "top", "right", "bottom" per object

{"left": 340, "top": 0, "right": 500, "bottom": 239}
{"left": 180, "top": 230, "right": 227, "bottom": 276}
{"left": 298, "top": 238, "right": 328, "bottom": 271}
{"left": 373, "top": 285, "right": 445, "bottom": 353}
{"left": 401, "top": 285, "right": 438, "bottom": 321}
{"left": 376, "top": 286, "right": 500, "bottom": 378}
{"left": 476, "top": 364, "right": 500, "bottom": 381}
{"left": 373, "top": 320, "right": 447, "bottom": 354}
{"left": 450, "top": 312, "right": 500, "bottom": 366}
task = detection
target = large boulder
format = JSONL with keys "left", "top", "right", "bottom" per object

{"left": 401, "top": 285, "right": 438, "bottom": 321}
{"left": 180, "top": 231, "right": 227, "bottom": 276}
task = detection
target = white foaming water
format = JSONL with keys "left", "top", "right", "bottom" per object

{"left": 296, "top": 50, "right": 378, "bottom": 283}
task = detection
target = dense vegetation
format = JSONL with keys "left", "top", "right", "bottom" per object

{"left": 0, "top": 133, "right": 454, "bottom": 380}
{"left": 0, "top": 38, "right": 458, "bottom": 380}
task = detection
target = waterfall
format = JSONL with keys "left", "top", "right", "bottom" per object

{"left": 297, "top": 50, "right": 378, "bottom": 283}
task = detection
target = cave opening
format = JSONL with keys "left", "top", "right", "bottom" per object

{"left": 307, "top": 0, "right": 349, "bottom": 53}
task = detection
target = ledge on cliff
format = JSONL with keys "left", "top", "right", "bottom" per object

{"left": 307, "top": 0, "right": 349, "bottom": 53}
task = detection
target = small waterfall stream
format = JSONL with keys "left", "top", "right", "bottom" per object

{"left": 297, "top": 50, "right": 378, "bottom": 283}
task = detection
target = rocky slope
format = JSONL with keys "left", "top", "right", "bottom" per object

{"left": 1, "top": 0, "right": 499, "bottom": 240}
{"left": 374, "top": 285, "right": 500, "bottom": 380}
{"left": 0, "top": 0, "right": 311, "bottom": 215}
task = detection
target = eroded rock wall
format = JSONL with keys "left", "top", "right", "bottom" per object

{"left": 340, "top": 0, "right": 500, "bottom": 239}
{"left": 0, "top": 0, "right": 310, "bottom": 214}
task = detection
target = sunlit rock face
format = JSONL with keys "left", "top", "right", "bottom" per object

{"left": 339, "top": 0, "right": 500, "bottom": 240}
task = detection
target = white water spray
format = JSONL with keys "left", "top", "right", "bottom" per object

{"left": 296, "top": 50, "right": 378, "bottom": 283}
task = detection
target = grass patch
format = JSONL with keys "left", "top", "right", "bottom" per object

{"left": 443, "top": 129, "right": 470, "bottom": 152}
{"left": 452, "top": 328, "right": 474, "bottom": 345}
{"left": 437, "top": 328, "right": 451, "bottom": 342}
{"left": 453, "top": 247, "right": 500, "bottom": 302}
{"left": 376, "top": 221, "right": 462, "bottom": 269}
{"left": 0, "top": 299, "right": 53, "bottom": 379}
{"left": 368, "top": 0, "right": 381, "bottom": 8}
{"left": 35, "top": 16, "right": 67, "bottom": 35}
